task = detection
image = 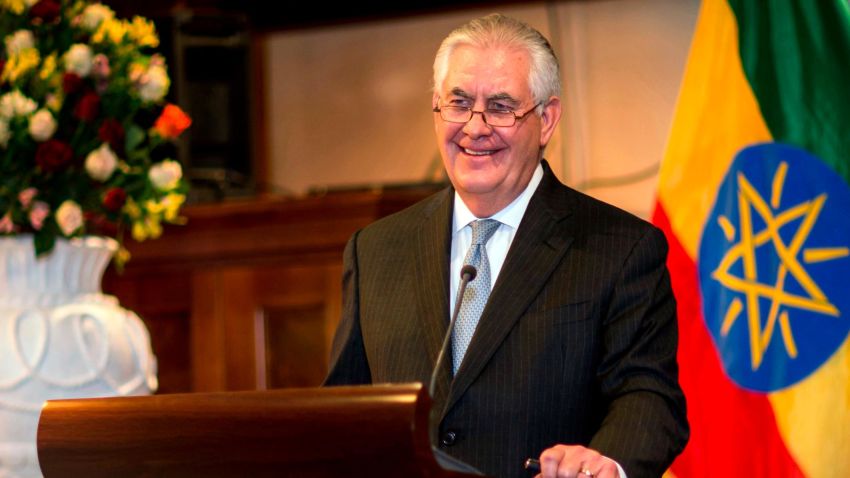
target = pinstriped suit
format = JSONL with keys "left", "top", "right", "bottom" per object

{"left": 325, "top": 161, "right": 688, "bottom": 478}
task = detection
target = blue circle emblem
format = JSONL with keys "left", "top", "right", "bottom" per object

{"left": 699, "top": 142, "right": 850, "bottom": 392}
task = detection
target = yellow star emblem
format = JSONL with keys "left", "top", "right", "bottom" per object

{"left": 711, "top": 161, "right": 848, "bottom": 370}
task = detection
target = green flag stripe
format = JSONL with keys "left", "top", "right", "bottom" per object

{"left": 727, "top": 0, "right": 850, "bottom": 184}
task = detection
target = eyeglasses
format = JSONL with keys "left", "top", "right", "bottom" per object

{"left": 432, "top": 102, "right": 543, "bottom": 127}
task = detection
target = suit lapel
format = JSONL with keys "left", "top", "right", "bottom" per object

{"left": 442, "top": 164, "right": 576, "bottom": 416}
{"left": 411, "top": 189, "right": 454, "bottom": 408}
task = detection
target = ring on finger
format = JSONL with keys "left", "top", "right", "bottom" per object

{"left": 580, "top": 469, "right": 594, "bottom": 477}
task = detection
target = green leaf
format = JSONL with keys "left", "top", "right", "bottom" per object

{"left": 125, "top": 124, "right": 146, "bottom": 153}
{"left": 34, "top": 230, "right": 56, "bottom": 257}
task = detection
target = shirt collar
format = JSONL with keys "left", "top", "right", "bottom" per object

{"left": 453, "top": 162, "right": 544, "bottom": 233}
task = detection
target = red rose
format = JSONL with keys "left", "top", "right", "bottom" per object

{"left": 98, "top": 118, "right": 125, "bottom": 153}
{"left": 29, "top": 0, "right": 61, "bottom": 23}
{"left": 63, "top": 73, "right": 83, "bottom": 94}
{"left": 35, "top": 139, "right": 74, "bottom": 172}
{"left": 84, "top": 212, "right": 119, "bottom": 237}
{"left": 74, "top": 92, "right": 100, "bottom": 122}
{"left": 102, "top": 187, "right": 127, "bottom": 213}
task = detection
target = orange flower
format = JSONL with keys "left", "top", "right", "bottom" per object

{"left": 153, "top": 103, "right": 191, "bottom": 139}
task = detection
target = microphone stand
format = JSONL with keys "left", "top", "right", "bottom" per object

{"left": 428, "top": 265, "right": 477, "bottom": 398}
{"left": 426, "top": 265, "right": 485, "bottom": 475}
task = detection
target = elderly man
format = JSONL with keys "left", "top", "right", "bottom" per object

{"left": 325, "top": 13, "right": 688, "bottom": 478}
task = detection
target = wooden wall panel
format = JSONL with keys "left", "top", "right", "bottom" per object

{"left": 102, "top": 188, "right": 441, "bottom": 393}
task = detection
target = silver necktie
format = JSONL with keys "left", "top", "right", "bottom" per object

{"left": 452, "top": 219, "right": 501, "bottom": 374}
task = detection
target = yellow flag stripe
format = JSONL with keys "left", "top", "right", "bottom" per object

{"left": 769, "top": 339, "right": 850, "bottom": 477}
{"left": 656, "top": 0, "right": 771, "bottom": 259}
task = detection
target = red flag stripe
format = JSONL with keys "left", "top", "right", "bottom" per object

{"left": 654, "top": 203, "right": 804, "bottom": 478}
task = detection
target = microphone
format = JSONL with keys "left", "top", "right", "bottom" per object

{"left": 426, "top": 265, "right": 489, "bottom": 476}
{"left": 428, "top": 264, "right": 477, "bottom": 398}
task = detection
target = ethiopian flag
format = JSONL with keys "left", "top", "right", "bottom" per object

{"left": 653, "top": 0, "right": 850, "bottom": 476}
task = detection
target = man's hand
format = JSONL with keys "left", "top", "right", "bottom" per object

{"left": 535, "top": 444, "right": 621, "bottom": 478}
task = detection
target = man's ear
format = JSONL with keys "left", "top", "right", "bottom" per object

{"left": 539, "top": 96, "right": 562, "bottom": 147}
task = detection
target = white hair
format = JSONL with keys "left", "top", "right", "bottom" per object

{"left": 432, "top": 13, "right": 561, "bottom": 110}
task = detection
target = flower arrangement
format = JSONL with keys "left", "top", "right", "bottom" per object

{"left": 0, "top": 0, "right": 190, "bottom": 265}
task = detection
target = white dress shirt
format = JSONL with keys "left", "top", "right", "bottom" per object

{"left": 449, "top": 163, "right": 543, "bottom": 315}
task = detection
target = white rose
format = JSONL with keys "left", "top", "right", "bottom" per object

{"left": 148, "top": 160, "right": 182, "bottom": 190}
{"left": 64, "top": 44, "right": 94, "bottom": 77}
{"left": 4, "top": 29, "right": 34, "bottom": 56}
{"left": 0, "top": 95, "right": 10, "bottom": 119}
{"left": 28, "top": 109, "right": 57, "bottom": 141}
{"left": 84, "top": 143, "right": 118, "bottom": 181}
{"left": 56, "top": 200, "right": 83, "bottom": 236}
{"left": 80, "top": 4, "right": 115, "bottom": 31}
{"left": 0, "top": 90, "right": 37, "bottom": 119}
{"left": 0, "top": 119, "right": 9, "bottom": 148}
{"left": 137, "top": 64, "right": 170, "bottom": 102}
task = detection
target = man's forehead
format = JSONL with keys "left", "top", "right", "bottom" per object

{"left": 440, "top": 45, "right": 531, "bottom": 89}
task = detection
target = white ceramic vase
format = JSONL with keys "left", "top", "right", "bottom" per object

{"left": 0, "top": 235, "right": 157, "bottom": 477}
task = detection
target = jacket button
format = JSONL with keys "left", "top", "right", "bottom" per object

{"left": 440, "top": 430, "right": 457, "bottom": 446}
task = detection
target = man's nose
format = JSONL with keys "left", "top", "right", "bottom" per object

{"left": 462, "top": 111, "right": 493, "bottom": 138}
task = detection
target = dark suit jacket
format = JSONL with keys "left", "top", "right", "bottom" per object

{"left": 325, "top": 161, "right": 688, "bottom": 478}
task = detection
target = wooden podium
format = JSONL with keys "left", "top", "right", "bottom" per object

{"left": 36, "top": 383, "right": 483, "bottom": 477}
